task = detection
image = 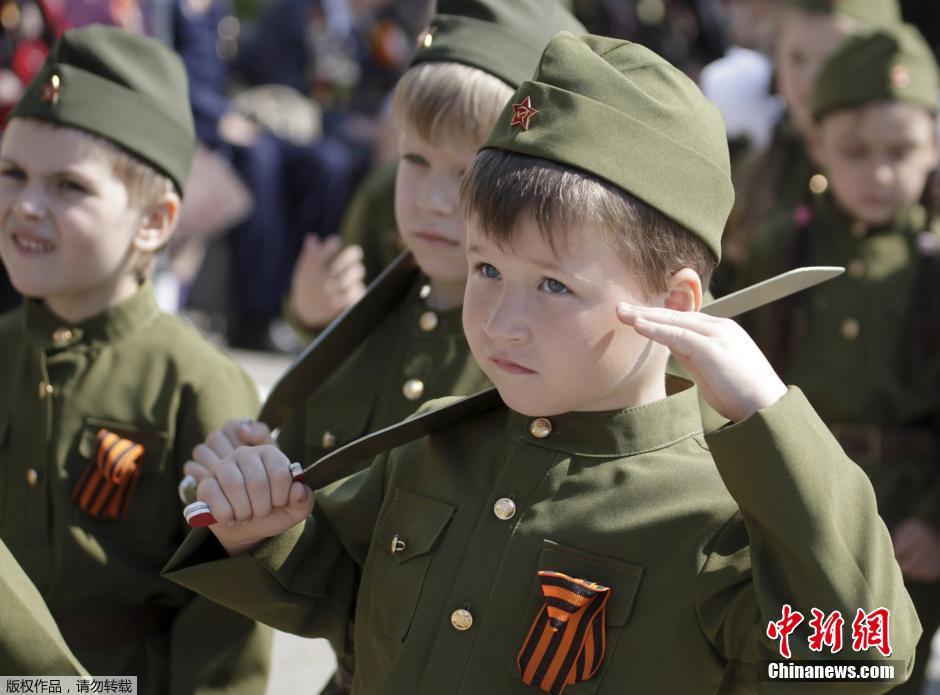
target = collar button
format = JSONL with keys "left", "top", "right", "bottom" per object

{"left": 529, "top": 417, "right": 552, "bottom": 438}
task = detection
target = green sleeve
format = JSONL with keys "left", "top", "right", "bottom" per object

{"left": 0, "top": 540, "right": 87, "bottom": 676}
{"left": 696, "top": 388, "right": 920, "bottom": 688}
{"left": 163, "top": 453, "right": 388, "bottom": 656}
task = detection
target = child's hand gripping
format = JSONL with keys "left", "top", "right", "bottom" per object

{"left": 178, "top": 418, "right": 274, "bottom": 503}
{"left": 617, "top": 304, "right": 787, "bottom": 423}
{"left": 183, "top": 445, "right": 313, "bottom": 556}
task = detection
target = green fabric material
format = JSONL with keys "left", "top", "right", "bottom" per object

{"left": 10, "top": 24, "right": 195, "bottom": 194}
{"left": 411, "top": 0, "right": 585, "bottom": 88}
{"left": 276, "top": 260, "right": 491, "bottom": 468}
{"left": 481, "top": 33, "right": 733, "bottom": 261}
{"left": 786, "top": 0, "right": 901, "bottom": 25}
{"left": 0, "top": 538, "right": 87, "bottom": 676}
{"left": 0, "top": 283, "right": 270, "bottom": 693}
{"left": 812, "top": 23, "right": 939, "bottom": 118}
{"left": 165, "top": 384, "right": 919, "bottom": 692}
{"left": 740, "top": 194, "right": 940, "bottom": 527}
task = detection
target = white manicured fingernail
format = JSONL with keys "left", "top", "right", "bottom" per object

{"left": 178, "top": 475, "right": 197, "bottom": 504}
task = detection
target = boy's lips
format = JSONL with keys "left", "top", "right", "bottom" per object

{"left": 490, "top": 355, "right": 537, "bottom": 375}
{"left": 10, "top": 229, "right": 55, "bottom": 255}
{"left": 413, "top": 231, "right": 459, "bottom": 247}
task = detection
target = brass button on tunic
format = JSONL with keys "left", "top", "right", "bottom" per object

{"left": 529, "top": 418, "right": 552, "bottom": 438}
{"left": 403, "top": 379, "right": 425, "bottom": 401}
{"left": 419, "top": 311, "right": 439, "bottom": 332}
{"left": 450, "top": 608, "right": 473, "bottom": 631}
{"left": 841, "top": 318, "right": 860, "bottom": 341}
{"left": 52, "top": 327, "right": 74, "bottom": 346}
{"left": 493, "top": 498, "right": 516, "bottom": 520}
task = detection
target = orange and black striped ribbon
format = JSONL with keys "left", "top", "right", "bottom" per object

{"left": 71, "top": 429, "right": 144, "bottom": 520}
{"left": 517, "top": 570, "right": 611, "bottom": 694}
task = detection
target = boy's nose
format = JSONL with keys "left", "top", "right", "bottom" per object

{"left": 873, "top": 163, "right": 895, "bottom": 186}
{"left": 483, "top": 291, "right": 530, "bottom": 344}
{"left": 418, "top": 179, "right": 457, "bottom": 217}
{"left": 13, "top": 193, "right": 46, "bottom": 222}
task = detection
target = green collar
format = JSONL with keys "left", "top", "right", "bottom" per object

{"left": 815, "top": 193, "right": 926, "bottom": 239}
{"left": 505, "top": 377, "right": 703, "bottom": 458}
{"left": 23, "top": 281, "right": 160, "bottom": 350}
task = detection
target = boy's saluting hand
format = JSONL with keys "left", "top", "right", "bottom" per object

{"left": 197, "top": 445, "right": 314, "bottom": 556}
{"left": 617, "top": 304, "right": 787, "bottom": 423}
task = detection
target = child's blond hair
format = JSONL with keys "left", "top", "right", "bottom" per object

{"left": 392, "top": 62, "right": 513, "bottom": 148}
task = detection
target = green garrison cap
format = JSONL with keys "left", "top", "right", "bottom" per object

{"left": 785, "top": 0, "right": 901, "bottom": 26}
{"left": 411, "top": 0, "right": 586, "bottom": 88}
{"left": 812, "top": 23, "right": 939, "bottom": 118}
{"left": 480, "top": 33, "right": 733, "bottom": 261}
{"left": 11, "top": 24, "right": 195, "bottom": 194}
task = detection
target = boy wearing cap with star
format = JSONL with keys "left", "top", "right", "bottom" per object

{"left": 739, "top": 23, "right": 940, "bottom": 693}
{"left": 165, "top": 31, "right": 919, "bottom": 694}
{"left": 180, "top": 2, "right": 583, "bottom": 691}
{"left": 0, "top": 25, "right": 270, "bottom": 692}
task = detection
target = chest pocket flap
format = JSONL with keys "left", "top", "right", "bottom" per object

{"left": 361, "top": 488, "right": 455, "bottom": 641}
{"left": 73, "top": 417, "right": 170, "bottom": 535}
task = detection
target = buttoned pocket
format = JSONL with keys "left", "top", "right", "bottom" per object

{"left": 508, "top": 539, "right": 644, "bottom": 693}
{"left": 359, "top": 488, "right": 455, "bottom": 642}
{"left": 303, "top": 393, "right": 376, "bottom": 466}
{"left": 68, "top": 418, "right": 170, "bottom": 539}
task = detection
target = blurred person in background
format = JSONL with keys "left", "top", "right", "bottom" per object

{"left": 718, "top": 0, "right": 902, "bottom": 294}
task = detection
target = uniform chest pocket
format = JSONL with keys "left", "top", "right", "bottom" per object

{"left": 69, "top": 418, "right": 170, "bottom": 539}
{"left": 508, "top": 540, "right": 644, "bottom": 694}
{"left": 303, "top": 393, "right": 376, "bottom": 466}
{"left": 359, "top": 488, "right": 455, "bottom": 642}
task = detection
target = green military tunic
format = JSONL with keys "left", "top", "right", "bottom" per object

{"left": 1, "top": 538, "right": 86, "bottom": 676}
{"left": 0, "top": 283, "right": 271, "bottom": 693}
{"left": 740, "top": 194, "right": 940, "bottom": 694}
{"left": 716, "top": 117, "right": 817, "bottom": 296}
{"left": 274, "top": 252, "right": 491, "bottom": 470}
{"left": 338, "top": 161, "right": 402, "bottom": 285}
{"left": 166, "top": 380, "right": 918, "bottom": 693}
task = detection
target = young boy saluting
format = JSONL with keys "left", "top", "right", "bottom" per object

{"left": 0, "top": 26, "right": 270, "bottom": 693}
{"left": 166, "top": 33, "right": 919, "bottom": 693}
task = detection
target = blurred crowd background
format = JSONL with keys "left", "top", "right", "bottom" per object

{"left": 0, "top": 0, "right": 936, "bottom": 352}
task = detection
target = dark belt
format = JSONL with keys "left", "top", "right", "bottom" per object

{"left": 54, "top": 604, "right": 178, "bottom": 650}
{"left": 829, "top": 423, "right": 938, "bottom": 467}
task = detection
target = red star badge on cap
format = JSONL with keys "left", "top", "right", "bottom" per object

{"left": 40, "top": 74, "right": 61, "bottom": 105}
{"left": 510, "top": 96, "right": 539, "bottom": 131}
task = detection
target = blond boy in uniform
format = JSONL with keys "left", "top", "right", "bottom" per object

{"left": 0, "top": 25, "right": 270, "bottom": 693}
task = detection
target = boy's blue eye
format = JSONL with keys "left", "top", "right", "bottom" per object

{"left": 59, "top": 179, "right": 90, "bottom": 194}
{"left": 540, "top": 277, "right": 570, "bottom": 295}
{"left": 478, "top": 262, "right": 501, "bottom": 280}
{"left": 0, "top": 166, "right": 25, "bottom": 180}
{"left": 403, "top": 153, "right": 428, "bottom": 167}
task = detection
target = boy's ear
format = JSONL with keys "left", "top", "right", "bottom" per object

{"left": 663, "top": 267, "right": 702, "bottom": 313}
{"left": 133, "top": 192, "right": 181, "bottom": 254}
